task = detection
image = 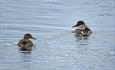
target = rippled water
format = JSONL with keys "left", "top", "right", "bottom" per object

{"left": 0, "top": 0, "right": 115, "bottom": 70}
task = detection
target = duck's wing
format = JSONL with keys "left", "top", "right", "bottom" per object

{"left": 18, "top": 39, "right": 33, "bottom": 47}
{"left": 85, "top": 24, "right": 92, "bottom": 34}
{"left": 18, "top": 39, "right": 23, "bottom": 47}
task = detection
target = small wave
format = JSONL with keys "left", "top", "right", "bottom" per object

{"left": 98, "top": 13, "right": 113, "bottom": 16}
{"left": 110, "top": 51, "right": 115, "bottom": 56}
{"left": 4, "top": 43, "right": 12, "bottom": 46}
{"left": 12, "top": 41, "right": 18, "bottom": 44}
{"left": 27, "top": 25, "right": 74, "bottom": 30}
{"left": 43, "top": 1, "right": 63, "bottom": 5}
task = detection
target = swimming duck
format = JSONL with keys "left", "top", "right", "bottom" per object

{"left": 18, "top": 33, "right": 36, "bottom": 51}
{"left": 73, "top": 20, "right": 92, "bottom": 37}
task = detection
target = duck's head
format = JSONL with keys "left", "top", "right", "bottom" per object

{"left": 73, "top": 20, "right": 85, "bottom": 27}
{"left": 24, "top": 33, "right": 36, "bottom": 40}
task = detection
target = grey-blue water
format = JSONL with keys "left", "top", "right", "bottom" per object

{"left": 0, "top": 0, "right": 115, "bottom": 70}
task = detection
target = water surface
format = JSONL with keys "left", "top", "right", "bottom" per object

{"left": 0, "top": 0, "right": 115, "bottom": 70}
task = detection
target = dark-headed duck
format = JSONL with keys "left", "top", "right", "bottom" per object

{"left": 73, "top": 20, "right": 92, "bottom": 37}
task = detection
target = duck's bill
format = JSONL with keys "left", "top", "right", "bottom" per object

{"left": 72, "top": 26, "right": 75, "bottom": 28}
{"left": 72, "top": 25, "right": 79, "bottom": 28}
{"left": 32, "top": 37, "right": 36, "bottom": 40}
{"left": 73, "top": 26, "right": 77, "bottom": 28}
